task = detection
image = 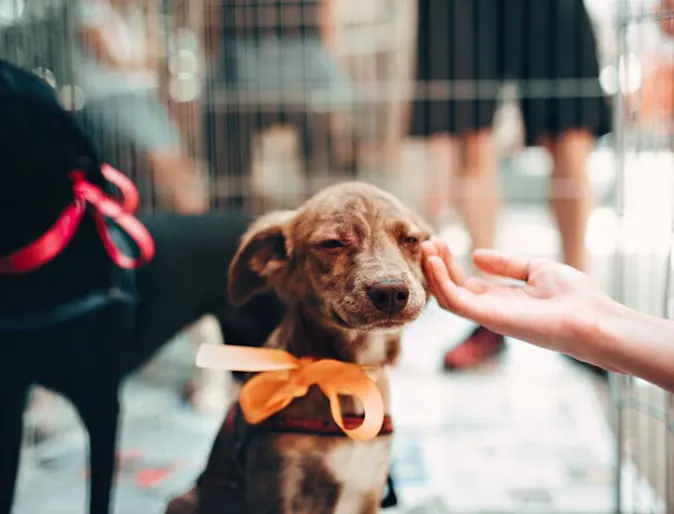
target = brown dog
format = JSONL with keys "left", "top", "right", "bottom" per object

{"left": 167, "top": 182, "right": 433, "bottom": 514}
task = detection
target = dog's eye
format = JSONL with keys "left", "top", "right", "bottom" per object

{"left": 319, "top": 239, "right": 345, "bottom": 250}
{"left": 403, "top": 236, "right": 420, "bottom": 245}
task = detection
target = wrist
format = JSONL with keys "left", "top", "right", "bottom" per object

{"left": 569, "top": 294, "right": 629, "bottom": 372}
{"left": 590, "top": 297, "right": 672, "bottom": 378}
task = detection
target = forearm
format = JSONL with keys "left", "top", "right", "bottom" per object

{"left": 590, "top": 300, "right": 674, "bottom": 392}
{"left": 80, "top": 27, "right": 145, "bottom": 71}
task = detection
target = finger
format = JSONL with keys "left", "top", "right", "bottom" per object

{"left": 431, "top": 237, "right": 451, "bottom": 268}
{"left": 432, "top": 237, "right": 467, "bottom": 286}
{"left": 422, "top": 242, "right": 441, "bottom": 291}
{"left": 429, "top": 257, "right": 511, "bottom": 329}
{"left": 422, "top": 240, "right": 439, "bottom": 259}
{"left": 427, "top": 256, "right": 459, "bottom": 311}
{"left": 422, "top": 240, "right": 463, "bottom": 300}
{"left": 427, "top": 256, "right": 477, "bottom": 316}
{"left": 423, "top": 240, "right": 470, "bottom": 310}
{"left": 472, "top": 249, "right": 530, "bottom": 282}
{"left": 424, "top": 255, "right": 451, "bottom": 310}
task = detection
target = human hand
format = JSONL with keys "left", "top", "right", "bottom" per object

{"left": 422, "top": 239, "right": 618, "bottom": 369}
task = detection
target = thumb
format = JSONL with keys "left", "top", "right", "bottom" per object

{"left": 472, "top": 249, "right": 530, "bottom": 282}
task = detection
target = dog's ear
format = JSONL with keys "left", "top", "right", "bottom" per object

{"left": 228, "top": 210, "right": 296, "bottom": 306}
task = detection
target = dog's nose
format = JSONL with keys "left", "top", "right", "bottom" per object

{"left": 367, "top": 281, "right": 410, "bottom": 314}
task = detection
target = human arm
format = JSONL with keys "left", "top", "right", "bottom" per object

{"left": 590, "top": 301, "right": 674, "bottom": 392}
{"left": 78, "top": 1, "right": 152, "bottom": 71}
{"left": 319, "top": 0, "right": 339, "bottom": 56}
{"left": 422, "top": 238, "right": 674, "bottom": 392}
{"left": 79, "top": 23, "right": 130, "bottom": 70}
{"left": 142, "top": 0, "right": 165, "bottom": 72}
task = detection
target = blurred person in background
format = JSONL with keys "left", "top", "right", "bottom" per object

{"left": 202, "top": 0, "right": 354, "bottom": 208}
{"left": 410, "top": 0, "right": 611, "bottom": 371}
{"left": 75, "top": 0, "right": 207, "bottom": 213}
{"left": 659, "top": 0, "right": 674, "bottom": 37}
{"left": 633, "top": 0, "right": 674, "bottom": 127}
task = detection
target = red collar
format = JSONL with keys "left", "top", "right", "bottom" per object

{"left": 0, "top": 164, "right": 154, "bottom": 275}
{"left": 253, "top": 412, "right": 394, "bottom": 437}
{"left": 226, "top": 402, "right": 394, "bottom": 438}
{"left": 196, "top": 404, "right": 394, "bottom": 495}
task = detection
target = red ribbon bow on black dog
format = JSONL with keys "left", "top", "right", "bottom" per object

{"left": 0, "top": 164, "right": 154, "bottom": 275}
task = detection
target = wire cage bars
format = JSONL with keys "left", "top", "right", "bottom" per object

{"left": 1, "top": 0, "right": 673, "bottom": 512}
{"left": 0, "top": 0, "right": 403, "bottom": 213}
{"left": 611, "top": 0, "right": 674, "bottom": 512}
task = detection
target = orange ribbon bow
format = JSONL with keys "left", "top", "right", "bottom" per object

{"left": 196, "top": 344, "right": 385, "bottom": 441}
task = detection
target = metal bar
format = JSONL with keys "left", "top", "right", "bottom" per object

{"left": 612, "top": 0, "right": 629, "bottom": 511}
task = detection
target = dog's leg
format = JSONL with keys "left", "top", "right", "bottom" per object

{"left": 0, "top": 386, "right": 29, "bottom": 514}
{"left": 75, "top": 390, "right": 120, "bottom": 514}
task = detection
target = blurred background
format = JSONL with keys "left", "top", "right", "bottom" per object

{"left": 1, "top": 0, "right": 673, "bottom": 512}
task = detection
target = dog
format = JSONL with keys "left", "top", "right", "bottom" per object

{"left": 166, "top": 182, "right": 433, "bottom": 514}
{"left": 0, "top": 211, "right": 286, "bottom": 514}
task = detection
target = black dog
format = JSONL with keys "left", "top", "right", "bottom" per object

{"left": 0, "top": 211, "right": 286, "bottom": 514}
{"left": 0, "top": 55, "right": 283, "bottom": 514}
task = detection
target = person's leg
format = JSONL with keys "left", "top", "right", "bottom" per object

{"left": 122, "top": 92, "right": 209, "bottom": 214}
{"left": 427, "top": 134, "right": 459, "bottom": 225}
{"left": 455, "top": 129, "right": 500, "bottom": 257}
{"left": 442, "top": 129, "right": 506, "bottom": 371}
{"left": 542, "top": 129, "right": 608, "bottom": 377}
{"left": 541, "top": 129, "right": 594, "bottom": 272}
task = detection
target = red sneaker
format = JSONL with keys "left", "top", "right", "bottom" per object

{"left": 443, "top": 325, "right": 506, "bottom": 371}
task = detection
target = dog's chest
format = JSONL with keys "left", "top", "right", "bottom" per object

{"left": 279, "top": 435, "right": 391, "bottom": 514}
{"left": 325, "top": 438, "right": 391, "bottom": 513}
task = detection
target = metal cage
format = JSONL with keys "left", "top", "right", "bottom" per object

{"left": 2, "top": 0, "right": 674, "bottom": 512}
{"left": 0, "top": 0, "right": 402, "bottom": 212}
{"left": 612, "top": 0, "right": 674, "bottom": 513}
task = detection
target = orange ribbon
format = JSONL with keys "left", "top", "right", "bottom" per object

{"left": 196, "top": 344, "right": 385, "bottom": 441}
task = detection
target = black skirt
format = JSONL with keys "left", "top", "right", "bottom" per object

{"left": 409, "top": 0, "right": 612, "bottom": 144}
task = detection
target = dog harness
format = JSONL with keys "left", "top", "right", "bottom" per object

{"left": 195, "top": 343, "right": 400, "bottom": 508}
{"left": 0, "top": 164, "right": 154, "bottom": 275}
{"left": 197, "top": 402, "right": 398, "bottom": 507}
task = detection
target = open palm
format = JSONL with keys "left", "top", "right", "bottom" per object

{"left": 422, "top": 239, "right": 613, "bottom": 362}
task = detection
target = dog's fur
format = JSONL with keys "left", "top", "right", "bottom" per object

{"left": 0, "top": 212, "right": 285, "bottom": 514}
{"left": 167, "top": 182, "right": 433, "bottom": 514}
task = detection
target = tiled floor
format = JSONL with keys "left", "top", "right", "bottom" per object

{"left": 10, "top": 206, "right": 630, "bottom": 513}
{"left": 388, "top": 304, "right": 615, "bottom": 513}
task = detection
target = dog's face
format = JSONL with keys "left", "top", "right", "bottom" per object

{"left": 228, "top": 182, "right": 433, "bottom": 331}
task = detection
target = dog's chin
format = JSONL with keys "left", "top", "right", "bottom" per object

{"left": 331, "top": 307, "right": 421, "bottom": 332}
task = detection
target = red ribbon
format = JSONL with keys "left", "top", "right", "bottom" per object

{"left": 0, "top": 164, "right": 155, "bottom": 275}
